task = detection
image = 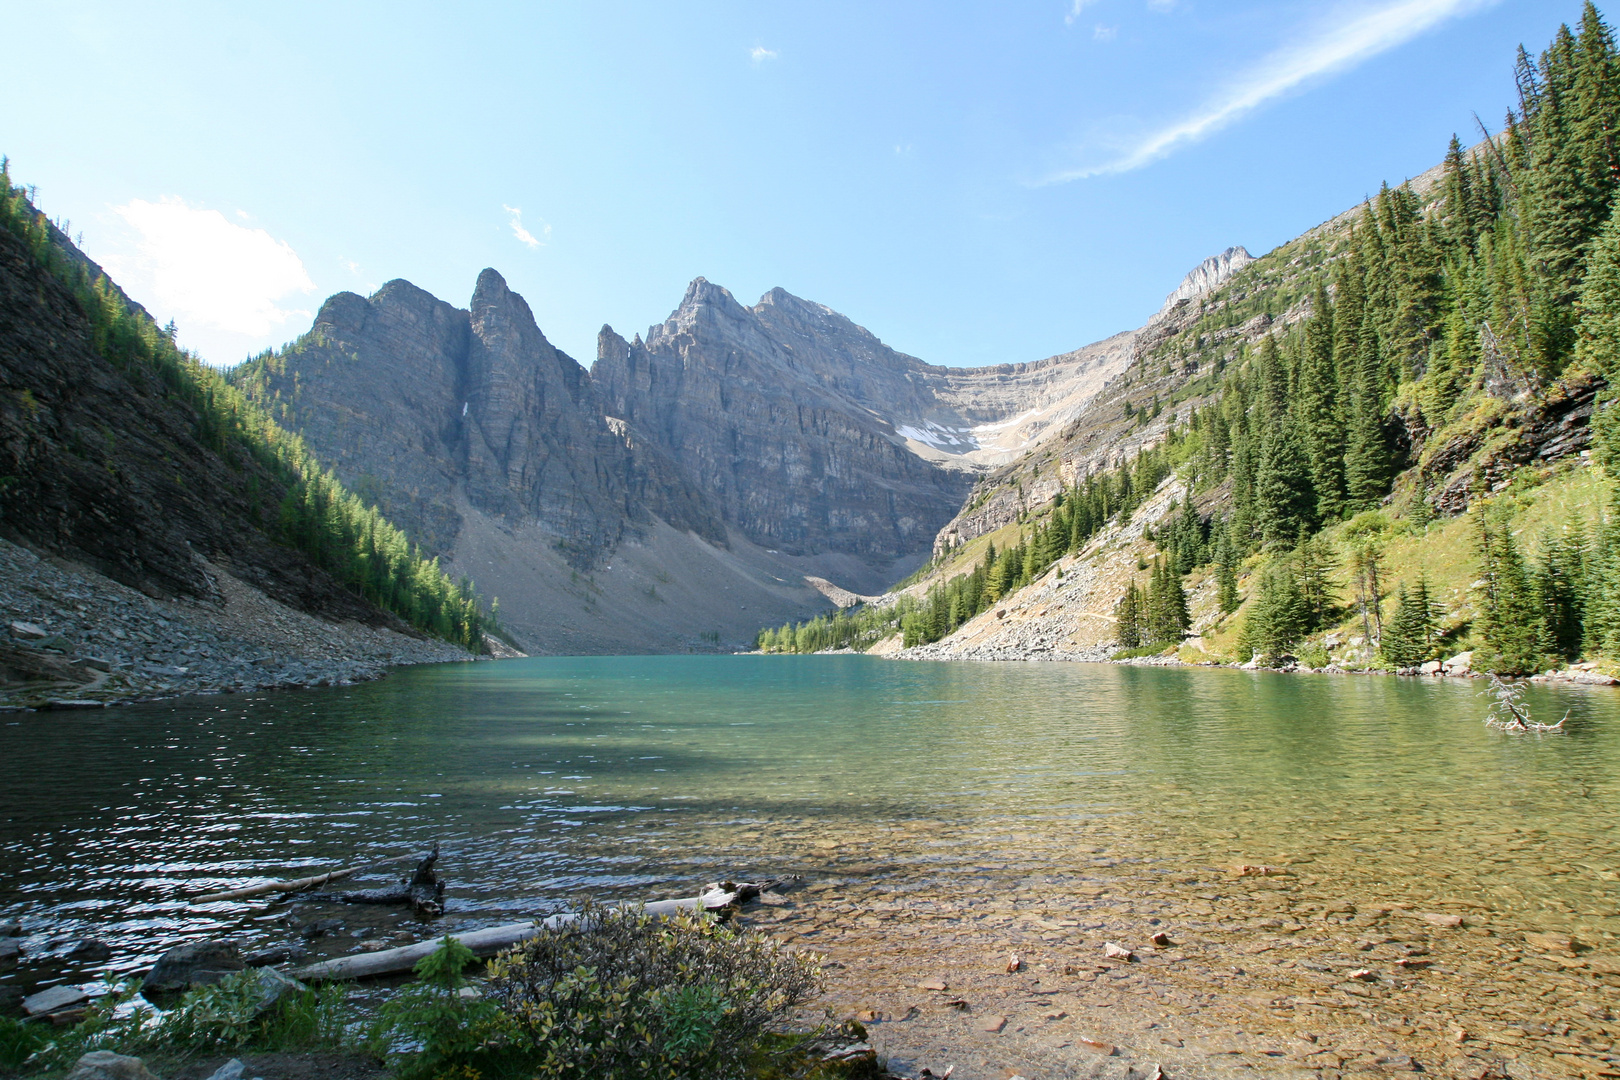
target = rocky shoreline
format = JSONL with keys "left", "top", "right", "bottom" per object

{"left": 892, "top": 637, "right": 1620, "bottom": 688}
{"left": 0, "top": 538, "right": 474, "bottom": 711}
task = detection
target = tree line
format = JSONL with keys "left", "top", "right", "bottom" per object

{"left": 1, "top": 162, "right": 497, "bottom": 651}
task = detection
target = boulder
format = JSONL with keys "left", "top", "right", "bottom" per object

{"left": 63, "top": 1051, "right": 160, "bottom": 1080}
{"left": 0, "top": 919, "right": 20, "bottom": 936}
{"left": 244, "top": 966, "right": 306, "bottom": 1015}
{"left": 22, "top": 983, "right": 88, "bottom": 1016}
{"left": 1442, "top": 651, "right": 1473, "bottom": 675}
{"left": 1419, "top": 660, "right": 1442, "bottom": 675}
{"left": 141, "top": 939, "right": 244, "bottom": 993}
{"left": 70, "top": 938, "right": 112, "bottom": 961}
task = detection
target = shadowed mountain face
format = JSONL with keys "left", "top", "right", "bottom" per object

{"left": 592, "top": 279, "right": 976, "bottom": 559}
{"left": 234, "top": 269, "right": 724, "bottom": 566}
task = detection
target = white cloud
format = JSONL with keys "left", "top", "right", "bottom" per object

{"left": 1094, "top": 23, "right": 1118, "bottom": 41}
{"left": 1065, "top": 0, "right": 1100, "bottom": 25}
{"left": 1045, "top": 0, "right": 1497, "bottom": 182}
{"left": 750, "top": 45, "right": 778, "bottom": 63}
{"left": 107, "top": 196, "right": 314, "bottom": 341}
{"left": 503, "top": 204, "right": 549, "bottom": 249}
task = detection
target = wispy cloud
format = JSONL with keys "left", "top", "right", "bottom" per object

{"left": 105, "top": 196, "right": 313, "bottom": 339}
{"left": 1093, "top": 24, "right": 1118, "bottom": 41}
{"left": 1044, "top": 0, "right": 1496, "bottom": 183}
{"left": 750, "top": 45, "right": 778, "bottom": 63}
{"left": 503, "top": 204, "right": 549, "bottom": 249}
{"left": 1064, "top": 0, "right": 1100, "bottom": 26}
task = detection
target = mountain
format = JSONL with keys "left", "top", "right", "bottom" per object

{"left": 234, "top": 247, "right": 1256, "bottom": 654}
{"left": 1151, "top": 246, "right": 1253, "bottom": 320}
{"left": 234, "top": 273, "right": 943, "bottom": 654}
{"left": 805, "top": 11, "right": 1620, "bottom": 679}
{"left": 235, "top": 269, "right": 724, "bottom": 564}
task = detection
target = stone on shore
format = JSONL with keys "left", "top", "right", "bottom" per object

{"left": 23, "top": 983, "right": 89, "bottom": 1016}
{"left": 142, "top": 939, "right": 244, "bottom": 993}
{"left": 63, "top": 1051, "right": 160, "bottom": 1080}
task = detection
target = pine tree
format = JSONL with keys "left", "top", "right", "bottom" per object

{"left": 1115, "top": 582, "right": 1143, "bottom": 649}
{"left": 1584, "top": 490, "right": 1620, "bottom": 656}
{"left": 1143, "top": 557, "right": 1190, "bottom": 646}
{"left": 1475, "top": 505, "right": 1549, "bottom": 675}
{"left": 1299, "top": 285, "right": 1346, "bottom": 519}
{"left": 1344, "top": 312, "right": 1392, "bottom": 512}
{"left": 1215, "top": 525, "right": 1242, "bottom": 614}
{"left": 1535, "top": 522, "right": 1589, "bottom": 661}
{"left": 1240, "top": 560, "right": 1307, "bottom": 665}
{"left": 1380, "top": 582, "right": 1432, "bottom": 667}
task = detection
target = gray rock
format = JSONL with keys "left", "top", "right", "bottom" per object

{"left": 244, "top": 967, "right": 306, "bottom": 1015}
{"left": 63, "top": 1051, "right": 160, "bottom": 1080}
{"left": 243, "top": 943, "right": 307, "bottom": 967}
{"left": 69, "top": 937, "right": 113, "bottom": 961}
{"left": 9, "top": 621, "right": 47, "bottom": 638}
{"left": 23, "top": 983, "right": 89, "bottom": 1016}
{"left": 0, "top": 937, "right": 21, "bottom": 963}
{"left": 0, "top": 920, "right": 20, "bottom": 938}
{"left": 204, "top": 1061, "right": 245, "bottom": 1080}
{"left": 141, "top": 939, "right": 244, "bottom": 993}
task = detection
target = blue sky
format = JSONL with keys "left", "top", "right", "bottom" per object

{"left": 2, "top": 1, "right": 1592, "bottom": 369}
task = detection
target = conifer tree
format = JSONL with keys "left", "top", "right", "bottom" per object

{"left": 1535, "top": 522, "right": 1589, "bottom": 661}
{"left": 1475, "top": 505, "right": 1549, "bottom": 675}
{"left": 1115, "top": 582, "right": 1143, "bottom": 649}
{"left": 1239, "top": 560, "right": 1307, "bottom": 664}
{"left": 1215, "top": 526, "right": 1242, "bottom": 614}
{"left": 1344, "top": 313, "right": 1392, "bottom": 511}
{"left": 1299, "top": 285, "right": 1346, "bottom": 519}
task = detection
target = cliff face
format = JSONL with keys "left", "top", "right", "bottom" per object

{"left": 235, "top": 269, "right": 725, "bottom": 566}
{"left": 592, "top": 279, "right": 975, "bottom": 559}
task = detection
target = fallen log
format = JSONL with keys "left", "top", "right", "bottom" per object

{"left": 189, "top": 853, "right": 418, "bottom": 905}
{"left": 292, "top": 878, "right": 789, "bottom": 982}
{"left": 192, "top": 867, "right": 361, "bottom": 905}
{"left": 326, "top": 844, "right": 445, "bottom": 918}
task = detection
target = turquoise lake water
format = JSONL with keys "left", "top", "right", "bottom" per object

{"left": 2, "top": 655, "right": 1616, "bottom": 985}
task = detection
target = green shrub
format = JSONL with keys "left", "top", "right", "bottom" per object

{"left": 372, "top": 935, "right": 517, "bottom": 1080}
{"left": 1296, "top": 643, "right": 1331, "bottom": 669}
{"left": 486, "top": 905, "right": 823, "bottom": 1080}
{"left": 0, "top": 1016, "right": 50, "bottom": 1071}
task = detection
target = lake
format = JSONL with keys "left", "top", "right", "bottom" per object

{"left": 3, "top": 657, "right": 1616, "bottom": 1072}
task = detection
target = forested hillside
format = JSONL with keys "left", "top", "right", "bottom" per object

{"left": 0, "top": 163, "right": 496, "bottom": 651}
{"left": 763, "top": 5, "right": 1620, "bottom": 676}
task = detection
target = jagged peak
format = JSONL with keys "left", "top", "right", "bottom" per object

{"left": 471, "top": 266, "right": 512, "bottom": 305}
{"left": 678, "top": 276, "right": 741, "bottom": 310}
{"left": 1155, "top": 246, "right": 1255, "bottom": 317}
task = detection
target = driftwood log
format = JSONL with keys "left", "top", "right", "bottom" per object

{"left": 292, "top": 878, "right": 789, "bottom": 982}
{"left": 191, "top": 868, "right": 360, "bottom": 905}
{"left": 324, "top": 844, "right": 446, "bottom": 918}
{"left": 190, "top": 853, "right": 419, "bottom": 906}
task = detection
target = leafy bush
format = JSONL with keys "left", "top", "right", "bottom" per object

{"left": 485, "top": 905, "right": 823, "bottom": 1080}
{"left": 1296, "top": 643, "right": 1331, "bottom": 669}
{"left": 152, "top": 971, "right": 355, "bottom": 1053}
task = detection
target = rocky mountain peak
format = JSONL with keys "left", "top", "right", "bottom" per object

{"left": 1154, "top": 246, "right": 1255, "bottom": 319}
